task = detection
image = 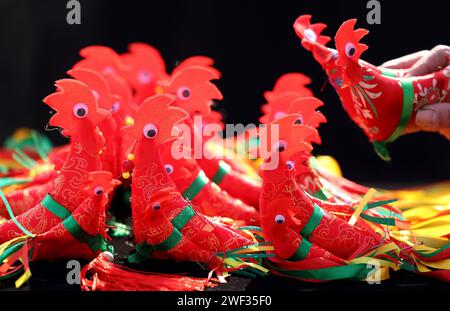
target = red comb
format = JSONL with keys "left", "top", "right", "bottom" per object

{"left": 293, "top": 15, "right": 331, "bottom": 51}
{"left": 121, "top": 42, "right": 167, "bottom": 91}
{"left": 264, "top": 73, "right": 313, "bottom": 102}
{"left": 159, "top": 66, "right": 223, "bottom": 116}
{"left": 287, "top": 97, "right": 327, "bottom": 130}
{"left": 67, "top": 68, "right": 119, "bottom": 111}
{"left": 122, "top": 94, "right": 189, "bottom": 145}
{"left": 257, "top": 115, "right": 319, "bottom": 161}
{"left": 75, "top": 46, "right": 125, "bottom": 76}
{"left": 43, "top": 79, "right": 110, "bottom": 132}
{"left": 173, "top": 56, "right": 221, "bottom": 77}
{"left": 335, "top": 19, "right": 369, "bottom": 68}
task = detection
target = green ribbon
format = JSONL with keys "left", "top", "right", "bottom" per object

{"left": 373, "top": 79, "right": 415, "bottom": 161}
{"left": 415, "top": 242, "right": 450, "bottom": 259}
{"left": 265, "top": 260, "right": 372, "bottom": 281}
{"left": 360, "top": 214, "right": 397, "bottom": 227}
{"left": 288, "top": 238, "right": 312, "bottom": 261}
{"left": 172, "top": 205, "right": 196, "bottom": 229}
{"left": 182, "top": 171, "right": 209, "bottom": 200}
{"left": 212, "top": 161, "right": 231, "bottom": 185}
{"left": 61, "top": 216, "right": 111, "bottom": 253}
{"left": 300, "top": 204, "right": 323, "bottom": 239}
{"left": 128, "top": 205, "right": 196, "bottom": 263}
{"left": 41, "top": 194, "right": 112, "bottom": 253}
{"left": 41, "top": 194, "right": 71, "bottom": 220}
{"left": 312, "top": 188, "right": 330, "bottom": 201}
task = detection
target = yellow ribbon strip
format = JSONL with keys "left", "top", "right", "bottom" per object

{"left": 349, "top": 188, "right": 377, "bottom": 226}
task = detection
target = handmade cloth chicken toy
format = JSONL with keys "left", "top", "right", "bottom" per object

{"left": 294, "top": 15, "right": 450, "bottom": 160}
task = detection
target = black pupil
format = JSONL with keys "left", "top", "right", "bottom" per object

{"left": 277, "top": 219, "right": 283, "bottom": 224}
{"left": 287, "top": 163, "right": 293, "bottom": 169}
{"left": 166, "top": 167, "right": 172, "bottom": 173}
{"left": 182, "top": 89, "right": 190, "bottom": 98}
{"left": 147, "top": 129, "right": 156, "bottom": 137}
{"left": 294, "top": 118, "right": 302, "bottom": 125}
{"left": 77, "top": 108, "right": 86, "bottom": 117}
{"left": 348, "top": 47, "right": 356, "bottom": 56}
{"left": 278, "top": 145, "right": 286, "bottom": 152}
{"left": 96, "top": 189, "right": 103, "bottom": 195}
{"left": 153, "top": 204, "right": 160, "bottom": 210}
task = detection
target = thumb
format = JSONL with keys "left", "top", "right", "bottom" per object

{"left": 415, "top": 103, "right": 450, "bottom": 139}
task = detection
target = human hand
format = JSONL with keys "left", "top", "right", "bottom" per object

{"left": 381, "top": 45, "right": 450, "bottom": 139}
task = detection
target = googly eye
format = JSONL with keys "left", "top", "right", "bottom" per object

{"left": 177, "top": 87, "right": 191, "bottom": 100}
{"left": 273, "top": 140, "right": 287, "bottom": 153}
{"left": 73, "top": 103, "right": 88, "bottom": 118}
{"left": 164, "top": 164, "right": 174, "bottom": 174}
{"left": 345, "top": 42, "right": 356, "bottom": 57}
{"left": 94, "top": 186, "right": 104, "bottom": 196}
{"left": 304, "top": 28, "right": 317, "bottom": 42}
{"left": 143, "top": 123, "right": 158, "bottom": 139}
{"left": 286, "top": 160, "right": 295, "bottom": 171}
{"left": 274, "top": 214, "right": 285, "bottom": 224}
{"left": 294, "top": 116, "right": 303, "bottom": 125}
{"left": 111, "top": 102, "right": 121, "bottom": 113}
{"left": 151, "top": 202, "right": 161, "bottom": 210}
{"left": 138, "top": 70, "right": 153, "bottom": 84}
{"left": 274, "top": 111, "right": 286, "bottom": 120}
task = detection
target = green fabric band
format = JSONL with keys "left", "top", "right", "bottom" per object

{"left": 385, "top": 79, "right": 415, "bottom": 143}
{"left": 42, "top": 194, "right": 111, "bottom": 253}
{"left": 62, "top": 215, "right": 111, "bottom": 253}
{"left": 300, "top": 204, "right": 323, "bottom": 239}
{"left": 212, "top": 161, "right": 231, "bottom": 185}
{"left": 41, "top": 194, "right": 71, "bottom": 220}
{"left": 172, "top": 205, "right": 195, "bottom": 230}
{"left": 288, "top": 238, "right": 312, "bottom": 261}
{"left": 153, "top": 228, "right": 183, "bottom": 252}
{"left": 182, "top": 171, "right": 209, "bottom": 200}
{"left": 373, "top": 79, "right": 415, "bottom": 161}
{"left": 128, "top": 204, "right": 196, "bottom": 262}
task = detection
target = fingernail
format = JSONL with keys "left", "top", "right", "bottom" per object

{"left": 416, "top": 109, "right": 438, "bottom": 129}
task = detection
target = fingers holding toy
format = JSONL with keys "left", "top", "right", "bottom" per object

{"left": 415, "top": 103, "right": 450, "bottom": 139}
{"left": 405, "top": 45, "right": 449, "bottom": 77}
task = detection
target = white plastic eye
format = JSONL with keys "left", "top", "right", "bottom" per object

{"left": 73, "top": 103, "right": 89, "bottom": 118}
{"left": 286, "top": 160, "right": 295, "bottom": 171}
{"left": 94, "top": 186, "right": 104, "bottom": 196}
{"left": 274, "top": 111, "right": 286, "bottom": 120}
{"left": 143, "top": 123, "right": 158, "bottom": 139}
{"left": 294, "top": 116, "right": 303, "bottom": 125}
{"left": 151, "top": 202, "right": 161, "bottom": 210}
{"left": 177, "top": 87, "right": 191, "bottom": 100}
{"left": 164, "top": 164, "right": 174, "bottom": 174}
{"left": 111, "top": 101, "right": 121, "bottom": 113}
{"left": 138, "top": 70, "right": 153, "bottom": 84}
{"left": 274, "top": 214, "right": 285, "bottom": 224}
{"left": 345, "top": 42, "right": 356, "bottom": 57}
{"left": 304, "top": 28, "right": 317, "bottom": 42}
{"left": 273, "top": 140, "right": 287, "bottom": 153}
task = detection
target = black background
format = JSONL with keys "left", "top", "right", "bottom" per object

{"left": 0, "top": 0, "right": 448, "bottom": 184}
